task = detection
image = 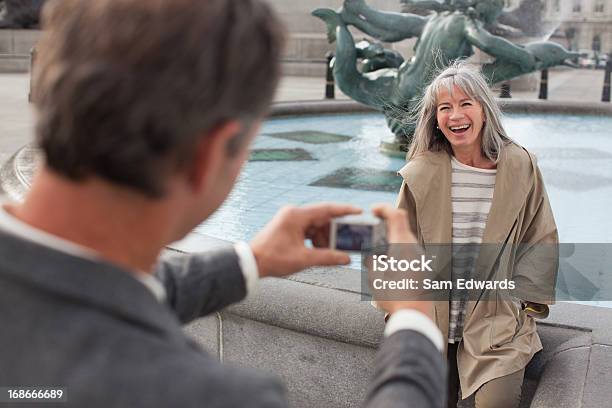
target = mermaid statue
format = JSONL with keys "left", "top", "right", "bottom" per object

{"left": 313, "top": 0, "right": 578, "bottom": 152}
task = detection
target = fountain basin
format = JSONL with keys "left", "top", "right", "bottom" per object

{"left": 195, "top": 102, "right": 612, "bottom": 245}
{"left": 2, "top": 99, "right": 612, "bottom": 407}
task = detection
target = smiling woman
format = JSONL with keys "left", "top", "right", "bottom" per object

{"left": 407, "top": 61, "right": 511, "bottom": 167}
{"left": 398, "top": 61, "right": 559, "bottom": 408}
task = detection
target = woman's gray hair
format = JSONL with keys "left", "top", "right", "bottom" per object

{"left": 407, "top": 61, "right": 511, "bottom": 162}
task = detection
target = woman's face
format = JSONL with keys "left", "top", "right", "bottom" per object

{"left": 435, "top": 85, "right": 485, "bottom": 154}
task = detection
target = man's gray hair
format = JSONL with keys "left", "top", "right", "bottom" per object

{"left": 34, "top": 0, "right": 285, "bottom": 197}
{"left": 407, "top": 61, "right": 511, "bottom": 162}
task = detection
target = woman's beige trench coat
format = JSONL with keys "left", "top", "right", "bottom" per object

{"left": 396, "top": 143, "right": 559, "bottom": 399}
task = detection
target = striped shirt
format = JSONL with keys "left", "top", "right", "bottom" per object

{"left": 448, "top": 157, "right": 496, "bottom": 344}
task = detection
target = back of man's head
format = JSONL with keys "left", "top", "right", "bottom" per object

{"left": 33, "top": 0, "right": 285, "bottom": 197}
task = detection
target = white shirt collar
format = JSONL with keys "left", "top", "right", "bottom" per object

{"left": 0, "top": 200, "right": 166, "bottom": 302}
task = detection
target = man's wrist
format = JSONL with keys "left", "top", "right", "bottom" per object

{"left": 385, "top": 309, "right": 444, "bottom": 352}
{"left": 233, "top": 242, "right": 260, "bottom": 293}
{"left": 249, "top": 243, "right": 267, "bottom": 278}
{"left": 385, "top": 302, "right": 433, "bottom": 320}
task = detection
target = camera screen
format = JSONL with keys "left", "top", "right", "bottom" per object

{"left": 336, "top": 224, "right": 373, "bottom": 251}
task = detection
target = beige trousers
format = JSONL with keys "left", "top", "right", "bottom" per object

{"left": 447, "top": 343, "right": 525, "bottom": 408}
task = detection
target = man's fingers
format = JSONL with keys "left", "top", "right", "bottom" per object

{"left": 372, "top": 203, "right": 407, "bottom": 224}
{"left": 372, "top": 203, "right": 415, "bottom": 244}
{"left": 303, "top": 248, "right": 351, "bottom": 267}
{"left": 371, "top": 203, "right": 394, "bottom": 217}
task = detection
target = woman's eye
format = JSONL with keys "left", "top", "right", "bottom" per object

{"left": 439, "top": 106, "right": 449, "bottom": 111}
{"left": 462, "top": 102, "right": 472, "bottom": 107}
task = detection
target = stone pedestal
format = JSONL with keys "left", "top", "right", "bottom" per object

{"left": 379, "top": 137, "right": 408, "bottom": 158}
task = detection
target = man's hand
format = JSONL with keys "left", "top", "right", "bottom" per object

{"left": 250, "top": 203, "right": 362, "bottom": 278}
{"left": 369, "top": 204, "right": 433, "bottom": 319}
{"left": 371, "top": 203, "right": 416, "bottom": 243}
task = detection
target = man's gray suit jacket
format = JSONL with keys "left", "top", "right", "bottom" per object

{"left": 0, "top": 230, "right": 446, "bottom": 407}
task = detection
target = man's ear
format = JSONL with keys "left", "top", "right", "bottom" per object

{"left": 187, "top": 120, "right": 241, "bottom": 193}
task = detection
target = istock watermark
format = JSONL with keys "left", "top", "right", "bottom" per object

{"left": 372, "top": 254, "right": 434, "bottom": 272}
{"left": 360, "top": 243, "right": 612, "bottom": 303}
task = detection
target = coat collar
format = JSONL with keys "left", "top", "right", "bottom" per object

{"left": 398, "top": 143, "right": 535, "bottom": 244}
{"left": 0, "top": 230, "right": 185, "bottom": 342}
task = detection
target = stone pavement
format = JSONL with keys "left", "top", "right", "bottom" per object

{"left": 0, "top": 67, "right": 609, "bottom": 163}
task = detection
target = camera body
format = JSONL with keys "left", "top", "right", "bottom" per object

{"left": 329, "top": 214, "right": 387, "bottom": 252}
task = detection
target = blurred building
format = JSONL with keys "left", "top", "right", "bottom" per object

{"left": 539, "top": 0, "right": 612, "bottom": 55}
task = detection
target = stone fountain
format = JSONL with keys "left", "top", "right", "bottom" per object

{"left": 312, "top": 0, "right": 579, "bottom": 154}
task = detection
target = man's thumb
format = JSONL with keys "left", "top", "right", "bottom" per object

{"left": 305, "top": 248, "right": 351, "bottom": 267}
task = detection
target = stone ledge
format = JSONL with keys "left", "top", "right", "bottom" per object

{"left": 530, "top": 347, "right": 590, "bottom": 408}
{"left": 190, "top": 270, "right": 611, "bottom": 408}
{"left": 498, "top": 98, "right": 612, "bottom": 116}
{"left": 0, "top": 54, "right": 30, "bottom": 73}
{"left": 229, "top": 276, "right": 384, "bottom": 348}
{"left": 270, "top": 100, "right": 376, "bottom": 118}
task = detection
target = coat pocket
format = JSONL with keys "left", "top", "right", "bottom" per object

{"left": 489, "top": 296, "right": 522, "bottom": 350}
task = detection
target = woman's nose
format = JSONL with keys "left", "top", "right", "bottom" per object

{"left": 449, "top": 110, "right": 463, "bottom": 120}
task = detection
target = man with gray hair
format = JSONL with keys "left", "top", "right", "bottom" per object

{"left": 0, "top": 0, "right": 445, "bottom": 406}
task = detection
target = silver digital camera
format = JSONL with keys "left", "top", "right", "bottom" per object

{"left": 329, "top": 214, "right": 387, "bottom": 252}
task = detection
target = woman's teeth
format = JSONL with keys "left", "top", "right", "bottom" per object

{"left": 450, "top": 124, "right": 470, "bottom": 134}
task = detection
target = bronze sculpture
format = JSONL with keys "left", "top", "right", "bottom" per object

{"left": 355, "top": 39, "right": 405, "bottom": 73}
{"left": 313, "top": 0, "right": 578, "bottom": 152}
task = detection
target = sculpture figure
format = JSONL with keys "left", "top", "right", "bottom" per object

{"left": 0, "top": 0, "right": 45, "bottom": 29}
{"left": 483, "top": 41, "right": 578, "bottom": 84}
{"left": 400, "top": 0, "right": 543, "bottom": 37}
{"left": 313, "top": 0, "right": 578, "bottom": 151}
{"left": 355, "top": 39, "right": 405, "bottom": 73}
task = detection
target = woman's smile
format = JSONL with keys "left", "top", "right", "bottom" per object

{"left": 448, "top": 123, "right": 471, "bottom": 135}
